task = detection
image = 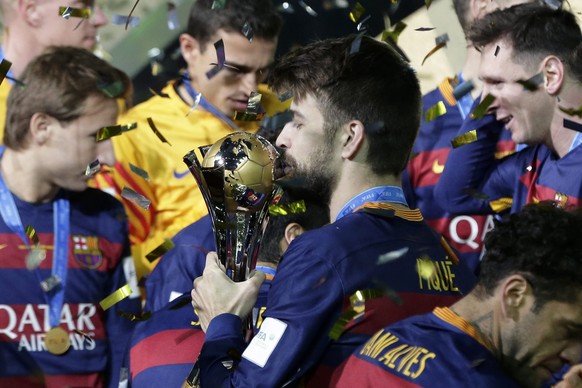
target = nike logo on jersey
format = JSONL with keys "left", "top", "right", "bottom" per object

{"left": 173, "top": 169, "right": 190, "bottom": 179}
{"left": 432, "top": 159, "right": 445, "bottom": 174}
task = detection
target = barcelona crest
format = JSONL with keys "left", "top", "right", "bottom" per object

{"left": 72, "top": 235, "right": 103, "bottom": 269}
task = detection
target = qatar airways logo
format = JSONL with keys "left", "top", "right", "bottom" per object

{"left": 448, "top": 215, "right": 495, "bottom": 251}
{"left": 0, "top": 303, "right": 98, "bottom": 352}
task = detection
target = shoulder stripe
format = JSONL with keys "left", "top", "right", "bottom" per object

{"left": 356, "top": 202, "right": 424, "bottom": 222}
{"left": 437, "top": 77, "right": 458, "bottom": 107}
{"left": 433, "top": 307, "right": 491, "bottom": 352}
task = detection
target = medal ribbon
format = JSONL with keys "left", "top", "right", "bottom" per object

{"left": 181, "top": 71, "right": 240, "bottom": 131}
{"left": 0, "top": 146, "right": 70, "bottom": 328}
{"left": 336, "top": 186, "right": 408, "bottom": 221}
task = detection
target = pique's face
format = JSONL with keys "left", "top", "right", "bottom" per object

{"left": 42, "top": 95, "right": 117, "bottom": 192}
{"left": 276, "top": 94, "right": 338, "bottom": 204}
{"left": 479, "top": 40, "right": 555, "bottom": 146}
{"left": 185, "top": 29, "right": 277, "bottom": 118}
{"left": 33, "top": 0, "right": 107, "bottom": 51}
{"left": 503, "top": 292, "right": 582, "bottom": 387}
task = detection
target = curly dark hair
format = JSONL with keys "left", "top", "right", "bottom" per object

{"left": 478, "top": 202, "right": 582, "bottom": 310}
{"left": 186, "top": 0, "right": 282, "bottom": 51}
{"left": 269, "top": 35, "right": 421, "bottom": 176}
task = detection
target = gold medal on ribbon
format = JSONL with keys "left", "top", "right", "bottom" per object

{"left": 45, "top": 326, "right": 71, "bottom": 355}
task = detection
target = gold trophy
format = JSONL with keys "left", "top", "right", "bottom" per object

{"left": 183, "top": 131, "right": 282, "bottom": 283}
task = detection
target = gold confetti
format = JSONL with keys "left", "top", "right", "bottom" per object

{"left": 246, "top": 91, "right": 262, "bottom": 113}
{"left": 380, "top": 22, "right": 407, "bottom": 45}
{"left": 59, "top": 6, "right": 91, "bottom": 19}
{"left": 451, "top": 130, "right": 478, "bottom": 148}
{"left": 416, "top": 256, "right": 435, "bottom": 280}
{"left": 559, "top": 105, "right": 582, "bottom": 118}
{"left": 516, "top": 73, "right": 544, "bottom": 91}
{"left": 424, "top": 101, "right": 446, "bottom": 122}
{"left": 470, "top": 94, "right": 495, "bottom": 119}
{"left": 269, "top": 200, "right": 307, "bottom": 216}
{"left": 349, "top": 2, "right": 365, "bottom": 23}
{"left": 233, "top": 111, "right": 265, "bottom": 121}
{"left": 96, "top": 126, "right": 122, "bottom": 141}
{"left": 329, "top": 289, "right": 384, "bottom": 340}
{"left": 25, "top": 225, "right": 40, "bottom": 246}
{"left": 421, "top": 42, "right": 446, "bottom": 66}
{"left": 85, "top": 160, "right": 101, "bottom": 176}
{"left": 0, "top": 59, "right": 12, "bottom": 86}
{"left": 425, "top": 0, "right": 433, "bottom": 9}
{"left": 129, "top": 164, "right": 150, "bottom": 181}
{"left": 121, "top": 187, "right": 151, "bottom": 210}
{"left": 99, "top": 284, "right": 132, "bottom": 310}
{"left": 145, "top": 239, "right": 175, "bottom": 263}
{"left": 146, "top": 117, "right": 172, "bottom": 145}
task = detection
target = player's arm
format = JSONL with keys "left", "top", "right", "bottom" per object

{"left": 434, "top": 97, "right": 515, "bottom": 215}
{"left": 195, "top": 246, "right": 343, "bottom": 387}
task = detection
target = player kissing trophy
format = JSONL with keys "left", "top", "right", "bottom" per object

{"left": 183, "top": 132, "right": 282, "bottom": 283}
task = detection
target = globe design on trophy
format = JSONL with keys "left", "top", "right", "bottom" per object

{"left": 184, "top": 132, "right": 282, "bottom": 282}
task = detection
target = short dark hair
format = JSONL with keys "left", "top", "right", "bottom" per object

{"left": 269, "top": 35, "right": 421, "bottom": 176}
{"left": 258, "top": 188, "right": 329, "bottom": 265}
{"left": 4, "top": 46, "right": 132, "bottom": 150}
{"left": 478, "top": 203, "right": 582, "bottom": 310}
{"left": 186, "top": 0, "right": 282, "bottom": 51}
{"left": 468, "top": 3, "right": 581, "bottom": 72}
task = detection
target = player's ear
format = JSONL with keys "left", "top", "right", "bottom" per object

{"left": 180, "top": 33, "right": 203, "bottom": 66}
{"left": 500, "top": 274, "right": 530, "bottom": 322}
{"left": 29, "top": 112, "right": 54, "bottom": 145}
{"left": 284, "top": 222, "right": 305, "bottom": 245}
{"left": 21, "top": 0, "right": 43, "bottom": 27}
{"left": 542, "top": 55, "right": 564, "bottom": 96}
{"left": 341, "top": 120, "right": 365, "bottom": 160}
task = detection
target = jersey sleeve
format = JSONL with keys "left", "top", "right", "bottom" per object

{"left": 434, "top": 97, "right": 518, "bottom": 215}
{"left": 197, "top": 243, "right": 343, "bottom": 387}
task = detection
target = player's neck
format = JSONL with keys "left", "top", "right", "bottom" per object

{"left": 3, "top": 25, "right": 40, "bottom": 79}
{"left": 549, "top": 81, "right": 582, "bottom": 158}
{"left": 329, "top": 167, "right": 402, "bottom": 222}
{"left": 1, "top": 148, "right": 58, "bottom": 203}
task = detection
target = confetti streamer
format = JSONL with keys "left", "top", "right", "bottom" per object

{"left": 211, "top": 0, "right": 226, "bottom": 10}
{"left": 329, "top": 289, "right": 384, "bottom": 340}
{"left": 516, "top": 73, "right": 544, "bottom": 91}
{"left": 145, "top": 239, "right": 175, "bottom": 262}
{"left": 298, "top": 0, "right": 318, "bottom": 16}
{"left": 357, "top": 15, "right": 370, "bottom": 32}
{"left": 451, "top": 130, "right": 478, "bottom": 148}
{"left": 440, "top": 237, "right": 459, "bottom": 265}
{"left": 415, "top": 27, "right": 434, "bottom": 31}
{"left": 564, "top": 118, "right": 582, "bottom": 133}
{"left": 73, "top": 329, "right": 95, "bottom": 346}
{"left": 121, "top": 187, "right": 151, "bottom": 210}
{"left": 269, "top": 200, "right": 306, "bottom": 216}
{"left": 377, "top": 247, "right": 409, "bottom": 265}
{"left": 118, "top": 310, "right": 152, "bottom": 321}
{"left": 146, "top": 117, "right": 172, "bottom": 145}
{"left": 124, "top": 0, "right": 141, "bottom": 30}
{"left": 421, "top": 42, "right": 446, "bottom": 66}
{"left": 453, "top": 80, "right": 474, "bottom": 101}
{"left": 111, "top": 14, "right": 140, "bottom": 28}
{"left": 206, "top": 39, "right": 226, "bottom": 79}
{"left": 85, "top": 160, "right": 101, "bottom": 177}
{"left": 233, "top": 92, "right": 264, "bottom": 121}
{"left": 99, "top": 284, "right": 132, "bottom": 310}
{"left": 543, "top": 0, "right": 561, "bottom": 10}
{"left": 167, "top": 2, "right": 179, "bottom": 30}
{"left": 233, "top": 111, "right": 265, "bottom": 121}
{"left": 349, "top": 2, "right": 365, "bottom": 23}
{"left": 59, "top": 6, "right": 91, "bottom": 19}
{"left": 0, "top": 59, "right": 12, "bottom": 86}
{"left": 380, "top": 21, "right": 407, "bottom": 45}
{"left": 350, "top": 30, "right": 366, "bottom": 55}
{"left": 25, "top": 247, "right": 46, "bottom": 270}
{"left": 40, "top": 275, "right": 62, "bottom": 293}
{"left": 494, "top": 45, "right": 500, "bottom": 57}
{"left": 25, "top": 225, "right": 40, "bottom": 246}
{"left": 129, "top": 163, "right": 150, "bottom": 181}
{"left": 424, "top": 101, "right": 446, "bottom": 122}
{"left": 470, "top": 94, "right": 495, "bottom": 119}
{"left": 559, "top": 104, "right": 582, "bottom": 118}
{"left": 95, "top": 123, "right": 137, "bottom": 142}
{"left": 241, "top": 21, "right": 254, "bottom": 42}
{"left": 435, "top": 33, "right": 449, "bottom": 46}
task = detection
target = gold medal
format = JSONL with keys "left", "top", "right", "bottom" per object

{"left": 44, "top": 326, "right": 70, "bottom": 355}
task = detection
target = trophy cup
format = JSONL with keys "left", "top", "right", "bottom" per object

{"left": 183, "top": 131, "right": 282, "bottom": 284}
